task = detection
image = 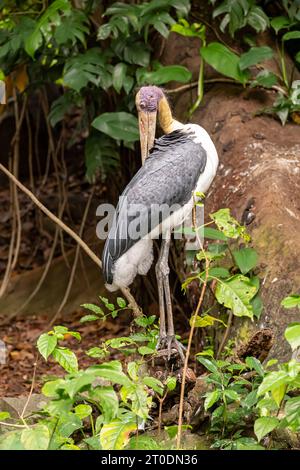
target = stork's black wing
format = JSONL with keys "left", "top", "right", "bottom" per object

{"left": 102, "top": 130, "right": 207, "bottom": 284}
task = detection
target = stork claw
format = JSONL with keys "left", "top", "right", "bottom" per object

{"left": 156, "top": 335, "right": 186, "bottom": 362}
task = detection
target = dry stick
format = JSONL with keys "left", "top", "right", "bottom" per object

{"left": 217, "top": 310, "right": 233, "bottom": 359}
{"left": 25, "top": 109, "right": 34, "bottom": 191}
{"left": 0, "top": 163, "right": 142, "bottom": 317}
{"left": 20, "top": 355, "right": 39, "bottom": 421}
{"left": 176, "top": 202, "right": 210, "bottom": 450}
{"left": 47, "top": 189, "right": 95, "bottom": 328}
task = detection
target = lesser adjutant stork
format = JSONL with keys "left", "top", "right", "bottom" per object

{"left": 102, "top": 86, "right": 218, "bottom": 359}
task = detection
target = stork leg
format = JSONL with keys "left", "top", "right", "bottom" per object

{"left": 156, "top": 230, "right": 185, "bottom": 361}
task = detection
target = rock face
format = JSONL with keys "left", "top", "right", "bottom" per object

{"left": 164, "top": 36, "right": 300, "bottom": 362}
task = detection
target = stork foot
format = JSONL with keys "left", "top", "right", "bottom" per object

{"left": 156, "top": 335, "right": 186, "bottom": 362}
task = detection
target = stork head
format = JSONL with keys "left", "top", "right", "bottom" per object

{"left": 136, "top": 86, "right": 164, "bottom": 163}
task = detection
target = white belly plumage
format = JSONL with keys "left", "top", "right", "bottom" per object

{"left": 106, "top": 124, "right": 219, "bottom": 292}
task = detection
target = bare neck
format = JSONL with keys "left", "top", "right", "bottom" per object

{"left": 158, "top": 96, "right": 184, "bottom": 134}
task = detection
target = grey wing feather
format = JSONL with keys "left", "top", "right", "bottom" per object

{"left": 102, "top": 131, "right": 207, "bottom": 284}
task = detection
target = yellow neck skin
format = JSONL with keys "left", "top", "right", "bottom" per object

{"left": 158, "top": 96, "right": 182, "bottom": 134}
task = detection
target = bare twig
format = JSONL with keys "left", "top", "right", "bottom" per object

{"left": 217, "top": 310, "right": 233, "bottom": 358}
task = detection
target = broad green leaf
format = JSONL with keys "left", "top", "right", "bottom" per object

{"left": 21, "top": 425, "right": 50, "bottom": 450}
{"left": 257, "top": 371, "right": 289, "bottom": 396}
{"left": 57, "top": 413, "right": 82, "bottom": 438}
{"left": 143, "top": 376, "right": 164, "bottom": 395}
{"left": 251, "top": 70, "right": 278, "bottom": 89}
{"left": 204, "top": 390, "right": 220, "bottom": 410}
{"left": 281, "top": 294, "right": 300, "bottom": 309}
{"left": 100, "top": 420, "right": 137, "bottom": 450}
{"left": 191, "top": 314, "right": 225, "bottom": 328}
{"left": 215, "top": 275, "right": 257, "bottom": 318}
{"left": 62, "top": 373, "right": 96, "bottom": 399}
{"left": 80, "top": 303, "right": 104, "bottom": 316}
{"left": 137, "top": 65, "right": 192, "bottom": 86}
{"left": 247, "top": 6, "right": 269, "bottom": 33}
{"left": 233, "top": 247, "right": 258, "bottom": 274}
{"left": 166, "top": 376, "right": 177, "bottom": 391}
{"left": 92, "top": 112, "right": 139, "bottom": 142}
{"left": 42, "top": 378, "right": 65, "bottom": 397}
{"left": 239, "top": 47, "right": 273, "bottom": 71}
{"left": 86, "top": 347, "right": 107, "bottom": 359}
{"left": 74, "top": 404, "right": 92, "bottom": 419}
{"left": 197, "top": 357, "right": 219, "bottom": 374}
{"left": 271, "top": 383, "right": 286, "bottom": 407}
{"left": 90, "top": 386, "right": 119, "bottom": 422}
{"left": 284, "top": 397, "right": 300, "bottom": 424}
{"left": 37, "top": 333, "right": 57, "bottom": 360}
{"left": 112, "top": 63, "right": 127, "bottom": 93}
{"left": 164, "top": 424, "right": 191, "bottom": 439}
{"left": 63, "top": 49, "right": 111, "bottom": 92}
{"left": 210, "top": 208, "right": 250, "bottom": 241}
{"left": 80, "top": 315, "right": 100, "bottom": 323}
{"left": 284, "top": 323, "right": 300, "bottom": 350}
{"left": 245, "top": 356, "right": 264, "bottom": 376}
{"left": 0, "top": 431, "right": 24, "bottom": 450}
{"left": 138, "top": 346, "right": 156, "bottom": 355}
{"left": 117, "top": 297, "right": 127, "bottom": 308}
{"left": 204, "top": 227, "right": 228, "bottom": 241}
{"left": 25, "top": 0, "right": 70, "bottom": 58}
{"left": 200, "top": 42, "right": 248, "bottom": 84}
{"left": 224, "top": 389, "right": 240, "bottom": 401}
{"left": 129, "top": 435, "right": 160, "bottom": 450}
{"left": 87, "top": 361, "right": 131, "bottom": 386}
{"left": 52, "top": 347, "right": 78, "bottom": 373}
{"left": 254, "top": 417, "right": 279, "bottom": 442}
{"left": 171, "top": 19, "right": 205, "bottom": 39}
{"left": 271, "top": 16, "right": 291, "bottom": 34}
{"left": 283, "top": 31, "right": 300, "bottom": 41}
{"left": 55, "top": 10, "right": 89, "bottom": 46}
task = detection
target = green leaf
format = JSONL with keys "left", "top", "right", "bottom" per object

{"left": 197, "top": 357, "right": 219, "bottom": 374}
{"left": 204, "top": 227, "right": 228, "bottom": 241}
{"left": 210, "top": 208, "right": 250, "bottom": 241}
{"left": 215, "top": 274, "right": 257, "bottom": 318}
{"left": 281, "top": 294, "right": 300, "bottom": 309}
{"left": 239, "top": 47, "right": 273, "bottom": 71}
{"left": 164, "top": 424, "right": 191, "bottom": 439}
{"left": 80, "top": 314, "right": 100, "bottom": 323}
{"left": 25, "top": 0, "right": 70, "bottom": 58}
{"left": 171, "top": 20, "right": 206, "bottom": 39}
{"left": 191, "top": 314, "right": 226, "bottom": 328}
{"left": 63, "top": 49, "right": 111, "bottom": 92}
{"left": 87, "top": 361, "right": 131, "bottom": 386}
{"left": 137, "top": 65, "right": 192, "bottom": 86}
{"left": 42, "top": 378, "right": 65, "bottom": 397}
{"left": 251, "top": 70, "right": 278, "bottom": 89}
{"left": 204, "top": 390, "right": 220, "bottom": 410}
{"left": 52, "top": 347, "right": 78, "bottom": 373}
{"left": 224, "top": 389, "right": 240, "bottom": 401}
{"left": 90, "top": 386, "right": 119, "bottom": 422}
{"left": 283, "top": 31, "right": 300, "bottom": 41}
{"left": 74, "top": 404, "right": 92, "bottom": 420}
{"left": 92, "top": 112, "right": 139, "bottom": 142}
{"left": 200, "top": 42, "right": 248, "bottom": 84}
{"left": 247, "top": 6, "right": 269, "bottom": 33}
{"left": 284, "top": 397, "right": 300, "bottom": 424}
{"left": 257, "top": 371, "right": 289, "bottom": 396}
{"left": 166, "top": 376, "right": 177, "bottom": 391}
{"left": 284, "top": 323, "right": 300, "bottom": 351}
{"left": 21, "top": 425, "right": 50, "bottom": 450}
{"left": 233, "top": 247, "right": 258, "bottom": 274}
{"left": 55, "top": 10, "right": 89, "bottom": 46}
{"left": 138, "top": 346, "right": 156, "bottom": 356}
{"left": 0, "top": 411, "right": 10, "bottom": 421}
{"left": 100, "top": 420, "right": 137, "bottom": 450}
{"left": 143, "top": 376, "right": 164, "bottom": 396}
{"left": 37, "top": 333, "right": 57, "bottom": 360}
{"left": 81, "top": 303, "right": 104, "bottom": 315}
{"left": 112, "top": 63, "right": 128, "bottom": 93}
{"left": 254, "top": 417, "right": 279, "bottom": 442}
{"left": 86, "top": 347, "right": 107, "bottom": 359}
{"left": 245, "top": 356, "right": 264, "bottom": 376}
{"left": 117, "top": 297, "right": 127, "bottom": 308}
{"left": 85, "top": 132, "right": 119, "bottom": 181}
{"left": 270, "top": 16, "right": 291, "bottom": 34}
{"left": 62, "top": 373, "right": 96, "bottom": 399}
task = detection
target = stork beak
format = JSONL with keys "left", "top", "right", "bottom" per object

{"left": 138, "top": 110, "right": 157, "bottom": 165}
